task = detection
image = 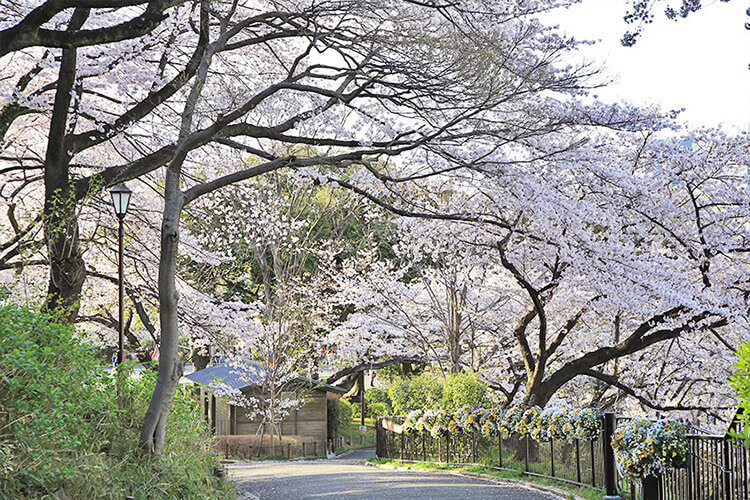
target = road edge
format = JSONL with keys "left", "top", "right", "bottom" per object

{"left": 363, "top": 461, "right": 587, "bottom": 500}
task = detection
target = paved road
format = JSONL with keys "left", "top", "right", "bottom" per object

{"left": 229, "top": 447, "right": 561, "bottom": 500}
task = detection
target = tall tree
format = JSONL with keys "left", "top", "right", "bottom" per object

{"left": 132, "top": 0, "right": 598, "bottom": 455}
{"left": 0, "top": 0, "right": 592, "bottom": 324}
{"left": 1, "top": 0, "right": 207, "bottom": 321}
{"left": 330, "top": 128, "right": 748, "bottom": 419}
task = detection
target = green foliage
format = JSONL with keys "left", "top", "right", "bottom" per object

{"left": 388, "top": 372, "right": 444, "bottom": 414}
{"left": 729, "top": 342, "right": 750, "bottom": 447}
{"left": 327, "top": 398, "right": 352, "bottom": 440}
{"left": 439, "top": 372, "right": 487, "bottom": 410}
{"left": 0, "top": 303, "right": 235, "bottom": 499}
{"left": 337, "top": 420, "right": 376, "bottom": 448}
{"left": 364, "top": 388, "right": 392, "bottom": 417}
{"left": 387, "top": 371, "right": 488, "bottom": 414}
{"left": 376, "top": 364, "right": 405, "bottom": 383}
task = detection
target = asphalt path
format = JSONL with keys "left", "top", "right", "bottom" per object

{"left": 229, "top": 447, "right": 562, "bottom": 500}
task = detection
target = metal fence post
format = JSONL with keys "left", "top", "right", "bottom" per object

{"left": 375, "top": 418, "right": 382, "bottom": 458}
{"left": 722, "top": 438, "right": 730, "bottom": 500}
{"left": 550, "top": 438, "right": 555, "bottom": 477}
{"left": 498, "top": 435, "right": 502, "bottom": 468}
{"left": 642, "top": 474, "right": 660, "bottom": 500}
{"left": 603, "top": 412, "right": 621, "bottom": 499}
{"left": 472, "top": 431, "right": 477, "bottom": 463}
{"left": 525, "top": 436, "right": 529, "bottom": 472}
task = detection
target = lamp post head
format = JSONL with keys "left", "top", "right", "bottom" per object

{"left": 110, "top": 184, "right": 132, "bottom": 218}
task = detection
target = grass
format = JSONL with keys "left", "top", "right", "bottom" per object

{"left": 366, "top": 458, "right": 605, "bottom": 500}
{"left": 352, "top": 416, "right": 377, "bottom": 427}
{"left": 337, "top": 419, "right": 376, "bottom": 449}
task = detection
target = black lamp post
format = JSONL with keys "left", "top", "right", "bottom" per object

{"left": 110, "top": 184, "right": 132, "bottom": 365}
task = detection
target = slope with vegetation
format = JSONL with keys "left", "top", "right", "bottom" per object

{"left": 0, "top": 301, "right": 234, "bottom": 499}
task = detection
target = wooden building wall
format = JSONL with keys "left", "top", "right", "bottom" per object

{"left": 197, "top": 385, "right": 329, "bottom": 444}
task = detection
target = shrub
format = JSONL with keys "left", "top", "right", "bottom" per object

{"left": 439, "top": 372, "right": 488, "bottom": 410}
{"left": 387, "top": 371, "right": 489, "bottom": 415}
{"left": 341, "top": 397, "right": 354, "bottom": 423}
{"left": 730, "top": 342, "right": 750, "bottom": 446}
{"left": 327, "top": 397, "right": 352, "bottom": 440}
{"left": 364, "top": 387, "right": 392, "bottom": 417}
{"left": 0, "top": 303, "right": 235, "bottom": 499}
{"left": 388, "top": 372, "right": 443, "bottom": 414}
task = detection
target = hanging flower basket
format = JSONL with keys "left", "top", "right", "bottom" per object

{"left": 611, "top": 419, "right": 689, "bottom": 479}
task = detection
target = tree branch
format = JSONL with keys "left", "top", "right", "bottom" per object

{"left": 583, "top": 369, "right": 732, "bottom": 412}
{"left": 325, "top": 357, "right": 424, "bottom": 385}
{"left": 1, "top": 0, "right": 170, "bottom": 56}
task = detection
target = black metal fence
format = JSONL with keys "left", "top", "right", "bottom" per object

{"left": 376, "top": 415, "right": 750, "bottom": 500}
{"left": 631, "top": 435, "right": 750, "bottom": 500}
{"left": 376, "top": 415, "right": 609, "bottom": 491}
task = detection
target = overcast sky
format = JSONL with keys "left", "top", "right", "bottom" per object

{"left": 550, "top": 0, "right": 749, "bottom": 133}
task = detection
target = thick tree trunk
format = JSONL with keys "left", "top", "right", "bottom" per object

{"left": 523, "top": 388, "right": 554, "bottom": 409}
{"left": 44, "top": 205, "right": 86, "bottom": 322}
{"left": 192, "top": 348, "right": 211, "bottom": 371}
{"left": 42, "top": 8, "right": 89, "bottom": 323}
{"left": 522, "top": 370, "right": 556, "bottom": 409}
{"left": 139, "top": 165, "right": 184, "bottom": 456}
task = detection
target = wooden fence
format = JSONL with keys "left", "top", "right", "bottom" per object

{"left": 215, "top": 435, "right": 351, "bottom": 460}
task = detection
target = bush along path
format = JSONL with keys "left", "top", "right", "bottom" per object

{"left": 0, "top": 302, "right": 235, "bottom": 499}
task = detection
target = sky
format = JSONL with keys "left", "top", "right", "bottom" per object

{"left": 549, "top": 0, "right": 750, "bottom": 133}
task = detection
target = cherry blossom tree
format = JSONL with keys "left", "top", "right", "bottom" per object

{"left": 620, "top": 0, "right": 738, "bottom": 46}
{"left": 0, "top": 0, "right": 209, "bottom": 321}
{"left": 0, "top": 0, "right": 593, "bottom": 455}
{"left": 327, "top": 127, "right": 748, "bottom": 423}
{"left": 326, "top": 223, "right": 512, "bottom": 376}
{"left": 8, "top": 0, "right": 738, "bottom": 454}
{"left": 1, "top": 0, "right": 593, "bottom": 325}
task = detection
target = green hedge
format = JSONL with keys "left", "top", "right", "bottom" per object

{"left": 730, "top": 342, "right": 750, "bottom": 446}
{"left": 0, "top": 302, "right": 235, "bottom": 499}
{"left": 388, "top": 371, "right": 488, "bottom": 414}
{"left": 327, "top": 398, "right": 353, "bottom": 440}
